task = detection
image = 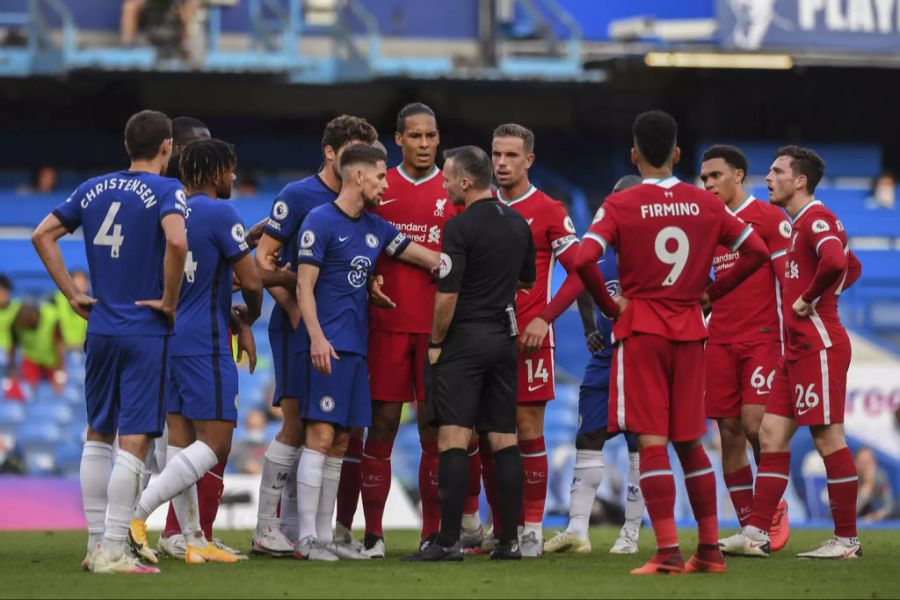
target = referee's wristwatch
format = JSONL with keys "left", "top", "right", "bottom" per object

{"left": 428, "top": 337, "right": 443, "bottom": 349}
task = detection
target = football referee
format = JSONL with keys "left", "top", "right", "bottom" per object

{"left": 406, "top": 145, "right": 536, "bottom": 561}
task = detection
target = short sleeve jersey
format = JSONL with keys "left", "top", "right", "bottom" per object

{"left": 583, "top": 177, "right": 752, "bottom": 342}
{"left": 297, "top": 202, "right": 410, "bottom": 356}
{"left": 369, "top": 166, "right": 461, "bottom": 334}
{"left": 437, "top": 198, "right": 536, "bottom": 324}
{"left": 782, "top": 200, "right": 851, "bottom": 359}
{"left": 709, "top": 196, "right": 791, "bottom": 344}
{"left": 52, "top": 170, "right": 187, "bottom": 336}
{"left": 171, "top": 195, "right": 250, "bottom": 357}
{"left": 263, "top": 175, "right": 339, "bottom": 333}
{"left": 498, "top": 186, "right": 578, "bottom": 348}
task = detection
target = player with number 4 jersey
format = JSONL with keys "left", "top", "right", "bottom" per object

{"left": 576, "top": 111, "right": 769, "bottom": 576}
{"left": 489, "top": 123, "right": 582, "bottom": 557}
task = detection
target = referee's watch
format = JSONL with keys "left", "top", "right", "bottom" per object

{"left": 428, "top": 337, "right": 443, "bottom": 349}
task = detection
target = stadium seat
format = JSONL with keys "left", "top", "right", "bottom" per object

{"left": 0, "top": 402, "right": 26, "bottom": 437}
{"left": 26, "top": 401, "right": 74, "bottom": 425}
{"left": 17, "top": 422, "right": 63, "bottom": 475}
{"left": 55, "top": 440, "right": 83, "bottom": 478}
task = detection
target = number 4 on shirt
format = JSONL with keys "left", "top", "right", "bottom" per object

{"left": 93, "top": 202, "right": 125, "bottom": 258}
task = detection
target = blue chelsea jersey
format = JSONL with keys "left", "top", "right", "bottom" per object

{"left": 297, "top": 202, "right": 410, "bottom": 356}
{"left": 171, "top": 194, "right": 250, "bottom": 357}
{"left": 593, "top": 246, "right": 619, "bottom": 361}
{"left": 263, "top": 175, "right": 338, "bottom": 333}
{"left": 52, "top": 170, "right": 186, "bottom": 336}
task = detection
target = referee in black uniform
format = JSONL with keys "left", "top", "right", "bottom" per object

{"left": 406, "top": 145, "right": 536, "bottom": 562}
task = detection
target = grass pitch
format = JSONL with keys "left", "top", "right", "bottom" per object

{"left": 1, "top": 527, "right": 897, "bottom": 599}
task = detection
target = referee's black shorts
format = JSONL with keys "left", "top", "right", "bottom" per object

{"left": 425, "top": 321, "right": 517, "bottom": 433}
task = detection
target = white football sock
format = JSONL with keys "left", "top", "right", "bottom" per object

{"left": 296, "top": 448, "right": 325, "bottom": 542}
{"left": 80, "top": 441, "right": 113, "bottom": 551}
{"left": 140, "top": 438, "right": 156, "bottom": 492}
{"left": 462, "top": 512, "right": 481, "bottom": 531}
{"left": 257, "top": 440, "right": 300, "bottom": 532}
{"left": 135, "top": 441, "right": 217, "bottom": 521}
{"left": 624, "top": 451, "right": 644, "bottom": 531}
{"left": 154, "top": 425, "right": 169, "bottom": 471}
{"left": 316, "top": 457, "right": 342, "bottom": 544}
{"left": 165, "top": 446, "right": 205, "bottom": 548}
{"left": 101, "top": 450, "right": 145, "bottom": 559}
{"left": 279, "top": 449, "right": 302, "bottom": 542}
{"left": 566, "top": 449, "right": 604, "bottom": 539}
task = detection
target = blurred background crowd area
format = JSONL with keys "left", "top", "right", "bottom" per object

{"left": 2, "top": 0, "right": 900, "bottom": 526}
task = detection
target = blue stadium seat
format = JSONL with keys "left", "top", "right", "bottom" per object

{"left": 27, "top": 401, "right": 74, "bottom": 425}
{"left": 0, "top": 402, "right": 26, "bottom": 436}
{"left": 18, "top": 422, "right": 63, "bottom": 474}
{"left": 55, "top": 439, "right": 84, "bottom": 477}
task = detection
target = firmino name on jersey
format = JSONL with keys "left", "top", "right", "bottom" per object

{"left": 640, "top": 202, "right": 700, "bottom": 219}
{"left": 77, "top": 177, "right": 159, "bottom": 209}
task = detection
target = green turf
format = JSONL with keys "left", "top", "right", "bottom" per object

{"left": 1, "top": 528, "right": 897, "bottom": 599}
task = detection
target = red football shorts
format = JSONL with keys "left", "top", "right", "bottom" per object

{"left": 368, "top": 330, "right": 428, "bottom": 403}
{"left": 517, "top": 346, "right": 555, "bottom": 403}
{"left": 766, "top": 340, "right": 851, "bottom": 426}
{"left": 21, "top": 358, "right": 56, "bottom": 386}
{"left": 609, "top": 334, "right": 705, "bottom": 442}
{"left": 705, "top": 341, "right": 782, "bottom": 419}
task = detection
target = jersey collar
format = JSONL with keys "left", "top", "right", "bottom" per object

{"left": 497, "top": 184, "right": 537, "bottom": 206}
{"left": 641, "top": 176, "right": 680, "bottom": 189}
{"left": 790, "top": 199, "right": 822, "bottom": 223}
{"left": 397, "top": 164, "right": 440, "bottom": 186}
{"left": 729, "top": 194, "right": 755, "bottom": 215}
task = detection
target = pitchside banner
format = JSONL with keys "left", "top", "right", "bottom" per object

{"left": 717, "top": 0, "right": 900, "bottom": 52}
{"left": 845, "top": 364, "right": 900, "bottom": 459}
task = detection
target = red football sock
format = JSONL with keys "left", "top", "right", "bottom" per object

{"left": 724, "top": 465, "right": 755, "bottom": 527}
{"left": 197, "top": 460, "right": 226, "bottom": 540}
{"left": 746, "top": 452, "right": 791, "bottom": 533}
{"left": 677, "top": 445, "right": 719, "bottom": 547}
{"left": 639, "top": 445, "right": 678, "bottom": 550}
{"left": 361, "top": 439, "right": 393, "bottom": 538}
{"left": 519, "top": 437, "right": 548, "bottom": 525}
{"left": 336, "top": 436, "right": 363, "bottom": 529}
{"left": 464, "top": 439, "right": 481, "bottom": 515}
{"left": 163, "top": 503, "right": 180, "bottom": 538}
{"left": 479, "top": 443, "right": 500, "bottom": 536}
{"left": 419, "top": 438, "right": 441, "bottom": 540}
{"left": 824, "top": 447, "right": 858, "bottom": 538}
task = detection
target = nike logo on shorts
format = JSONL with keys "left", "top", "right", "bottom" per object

{"left": 528, "top": 383, "right": 546, "bottom": 392}
{"left": 339, "top": 236, "right": 349, "bottom": 242}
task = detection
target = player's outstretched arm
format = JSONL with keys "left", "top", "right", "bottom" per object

{"left": 706, "top": 229, "right": 767, "bottom": 303}
{"left": 297, "top": 263, "right": 338, "bottom": 375}
{"left": 574, "top": 239, "right": 619, "bottom": 319}
{"left": 232, "top": 253, "right": 263, "bottom": 325}
{"left": 31, "top": 213, "right": 96, "bottom": 319}
{"left": 396, "top": 241, "right": 440, "bottom": 272}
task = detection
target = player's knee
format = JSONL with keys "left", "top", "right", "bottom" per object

{"left": 810, "top": 425, "right": 846, "bottom": 456}
{"left": 575, "top": 431, "right": 605, "bottom": 451}
{"left": 305, "top": 422, "right": 335, "bottom": 453}
{"left": 758, "top": 422, "right": 789, "bottom": 453}
{"left": 516, "top": 411, "right": 544, "bottom": 440}
{"left": 369, "top": 405, "right": 401, "bottom": 441}
{"left": 276, "top": 417, "right": 305, "bottom": 447}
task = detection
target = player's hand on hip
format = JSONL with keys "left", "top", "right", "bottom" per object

{"left": 368, "top": 274, "right": 396, "bottom": 308}
{"left": 615, "top": 296, "right": 629, "bottom": 318}
{"left": 427, "top": 347, "right": 442, "bottom": 365}
{"left": 69, "top": 293, "right": 97, "bottom": 320}
{"left": 135, "top": 298, "right": 176, "bottom": 327}
{"left": 311, "top": 336, "right": 339, "bottom": 374}
{"left": 585, "top": 330, "right": 604, "bottom": 354}
{"left": 520, "top": 317, "right": 549, "bottom": 354}
{"left": 792, "top": 297, "right": 812, "bottom": 317}
{"left": 236, "top": 326, "right": 257, "bottom": 374}
{"left": 700, "top": 292, "right": 711, "bottom": 312}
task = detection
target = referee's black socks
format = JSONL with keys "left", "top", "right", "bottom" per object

{"left": 492, "top": 445, "right": 524, "bottom": 546}
{"left": 436, "top": 447, "right": 469, "bottom": 548}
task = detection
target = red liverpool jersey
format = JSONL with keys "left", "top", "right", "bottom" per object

{"left": 499, "top": 185, "right": 578, "bottom": 348}
{"left": 369, "top": 165, "right": 460, "bottom": 333}
{"left": 709, "top": 196, "right": 791, "bottom": 344}
{"left": 584, "top": 177, "right": 753, "bottom": 342}
{"left": 782, "top": 200, "right": 851, "bottom": 360}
